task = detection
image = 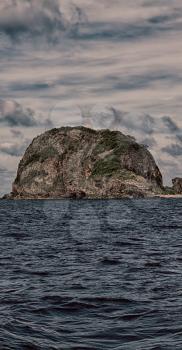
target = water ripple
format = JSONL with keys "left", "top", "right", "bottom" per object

{"left": 0, "top": 199, "right": 181, "bottom": 349}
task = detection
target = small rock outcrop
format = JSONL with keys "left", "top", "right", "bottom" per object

{"left": 9, "top": 126, "right": 163, "bottom": 199}
{"left": 172, "top": 178, "right": 182, "bottom": 194}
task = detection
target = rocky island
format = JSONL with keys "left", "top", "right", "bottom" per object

{"left": 3, "top": 126, "right": 166, "bottom": 199}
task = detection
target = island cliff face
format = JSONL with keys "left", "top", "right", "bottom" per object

{"left": 10, "top": 126, "right": 163, "bottom": 199}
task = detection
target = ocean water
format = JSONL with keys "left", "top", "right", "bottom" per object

{"left": 0, "top": 199, "right": 182, "bottom": 350}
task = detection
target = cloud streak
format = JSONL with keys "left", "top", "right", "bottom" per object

{"left": 162, "top": 144, "right": 182, "bottom": 157}
{"left": 0, "top": 0, "right": 181, "bottom": 45}
{"left": 0, "top": 139, "right": 30, "bottom": 157}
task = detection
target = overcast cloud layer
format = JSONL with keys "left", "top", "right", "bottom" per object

{"left": 0, "top": 0, "right": 182, "bottom": 194}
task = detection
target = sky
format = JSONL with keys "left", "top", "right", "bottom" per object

{"left": 0, "top": 0, "right": 182, "bottom": 194}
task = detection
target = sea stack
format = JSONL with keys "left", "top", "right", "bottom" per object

{"left": 172, "top": 178, "right": 182, "bottom": 194}
{"left": 9, "top": 126, "right": 163, "bottom": 199}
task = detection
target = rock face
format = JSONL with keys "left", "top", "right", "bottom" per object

{"left": 172, "top": 178, "right": 182, "bottom": 194}
{"left": 10, "top": 126, "right": 163, "bottom": 199}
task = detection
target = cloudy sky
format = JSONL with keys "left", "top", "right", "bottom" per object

{"left": 0, "top": 0, "right": 182, "bottom": 194}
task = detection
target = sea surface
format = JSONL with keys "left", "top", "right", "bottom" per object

{"left": 0, "top": 199, "right": 182, "bottom": 350}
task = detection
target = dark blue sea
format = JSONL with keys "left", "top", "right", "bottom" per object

{"left": 0, "top": 199, "right": 182, "bottom": 350}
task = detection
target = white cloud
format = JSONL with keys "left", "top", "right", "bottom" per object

{"left": 0, "top": 100, "right": 53, "bottom": 128}
{"left": 0, "top": 0, "right": 66, "bottom": 41}
{"left": 0, "top": 0, "right": 88, "bottom": 43}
